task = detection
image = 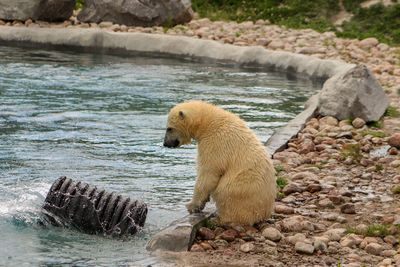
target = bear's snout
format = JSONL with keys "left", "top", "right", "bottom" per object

{"left": 163, "top": 137, "right": 180, "bottom": 148}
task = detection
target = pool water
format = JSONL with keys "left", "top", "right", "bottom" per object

{"left": 0, "top": 45, "right": 320, "bottom": 266}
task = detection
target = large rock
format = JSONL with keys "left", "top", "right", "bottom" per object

{"left": 77, "top": 0, "right": 193, "bottom": 27}
{"left": 0, "top": 0, "right": 75, "bottom": 22}
{"left": 318, "top": 64, "right": 389, "bottom": 122}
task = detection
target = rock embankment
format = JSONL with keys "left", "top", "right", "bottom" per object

{"left": 186, "top": 116, "right": 400, "bottom": 266}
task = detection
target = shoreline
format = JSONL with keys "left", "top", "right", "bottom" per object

{"left": 1, "top": 16, "right": 400, "bottom": 267}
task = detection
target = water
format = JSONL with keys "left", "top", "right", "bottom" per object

{"left": 0, "top": 45, "right": 321, "bottom": 266}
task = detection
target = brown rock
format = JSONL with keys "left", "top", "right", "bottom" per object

{"left": 299, "top": 139, "right": 315, "bottom": 154}
{"left": 389, "top": 147, "right": 398, "bottom": 155}
{"left": 352, "top": 117, "right": 366, "bottom": 128}
{"left": 359, "top": 37, "right": 379, "bottom": 49}
{"left": 306, "top": 184, "right": 322, "bottom": 193}
{"left": 262, "top": 227, "right": 282, "bottom": 242}
{"left": 319, "top": 198, "right": 334, "bottom": 209}
{"left": 341, "top": 203, "right": 356, "bottom": 214}
{"left": 219, "top": 229, "right": 238, "bottom": 242}
{"left": 282, "top": 182, "right": 304, "bottom": 195}
{"left": 239, "top": 242, "right": 255, "bottom": 253}
{"left": 281, "top": 215, "right": 307, "bottom": 232}
{"left": 365, "top": 242, "right": 383, "bottom": 255}
{"left": 190, "top": 244, "right": 205, "bottom": 252}
{"left": 199, "top": 241, "right": 214, "bottom": 250}
{"left": 198, "top": 227, "right": 215, "bottom": 240}
{"left": 275, "top": 204, "right": 294, "bottom": 214}
{"left": 328, "top": 194, "right": 344, "bottom": 204}
{"left": 388, "top": 133, "right": 400, "bottom": 148}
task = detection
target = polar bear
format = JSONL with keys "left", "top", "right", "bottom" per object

{"left": 163, "top": 101, "right": 276, "bottom": 225}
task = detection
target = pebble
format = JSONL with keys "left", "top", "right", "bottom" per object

{"left": 352, "top": 117, "right": 366, "bottom": 128}
{"left": 388, "top": 133, "right": 400, "bottom": 148}
{"left": 325, "top": 228, "right": 346, "bottom": 241}
{"left": 239, "top": 242, "right": 255, "bottom": 253}
{"left": 190, "top": 244, "right": 205, "bottom": 252}
{"left": 295, "top": 241, "right": 314, "bottom": 254}
{"left": 219, "top": 229, "right": 238, "bottom": 242}
{"left": 198, "top": 227, "right": 215, "bottom": 240}
{"left": 275, "top": 204, "right": 294, "bottom": 214}
{"left": 341, "top": 203, "right": 356, "bottom": 214}
{"left": 313, "top": 237, "right": 327, "bottom": 252}
{"left": 262, "top": 227, "right": 282, "bottom": 242}
{"left": 365, "top": 242, "right": 383, "bottom": 255}
{"left": 281, "top": 216, "right": 307, "bottom": 232}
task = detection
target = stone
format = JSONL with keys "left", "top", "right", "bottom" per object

{"left": 268, "top": 40, "right": 285, "bottom": 49}
{"left": 77, "top": 0, "right": 193, "bottom": 27}
{"left": 262, "top": 227, "right": 282, "bottom": 242}
{"left": 198, "top": 227, "right": 215, "bottom": 240}
{"left": 325, "top": 228, "right": 346, "bottom": 241}
{"left": 359, "top": 37, "right": 379, "bottom": 49}
{"left": 190, "top": 243, "right": 204, "bottom": 252}
{"left": 219, "top": 229, "right": 238, "bottom": 242}
{"left": 295, "top": 241, "right": 314, "bottom": 254}
{"left": 313, "top": 237, "right": 327, "bottom": 252}
{"left": 388, "top": 133, "right": 400, "bottom": 148}
{"left": 318, "top": 64, "right": 390, "bottom": 122}
{"left": 306, "top": 184, "right": 322, "bottom": 193}
{"left": 340, "top": 234, "right": 362, "bottom": 248}
{"left": 341, "top": 203, "right": 356, "bottom": 214}
{"left": 383, "top": 235, "right": 398, "bottom": 245}
{"left": 352, "top": 117, "right": 366, "bottom": 128}
{"left": 239, "top": 242, "right": 255, "bottom": 253}
{"left": 275, "top": 204, "right": 294, "bottom": 214}
{"left": 287, "top": 233, "right": 306, "bottom": 245}
{"left": 282, "top": 182, "right": 304, "bottom": 195}
{"left": 281, "top": 216, "right": 307, "bottom": 232}
{"left": 319, "top": 198, "right": 334, "bottom": 209}
{"left": 199, "top": 241, "right": 213, "bottom": 250}
{"left": 365, "top": 242, "right": 383, "bottom": 255}
{"left": 0, "top": 0, "right": 75, "bottom": 21}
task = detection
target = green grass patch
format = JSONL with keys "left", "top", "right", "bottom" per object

{"left": 368, "top": 120, "right": 384, "bottom": 129}
{"left": 75, "top": 0, "right": 84, "bottom": 10}
{"left": 305, "top": 164, "right": 324, "bottom": 169}
{"left": 359, "top": 131, "right": 387, "bottom": 138}
{"left": 341, "top": 143, "right": 363, "bottom": 162}
{"left": 385, "top": 106, "right": 400, "bottom": 118}
{"left": 391, "top": 184, "right": 400, "bottom": 194}
{"left": 346, "top": 224, "right": 390, "bottom": 237}
{"left": 276, "top": 176, "right": 288, "bottom": 191}
{"left": 204, "top": 218, "right": 217, "bottom": 230}
{"left": 375, "top": 164, "right": 384, "bottom": 172}
{"left": 274, "top": 165, "right": 285, "bottom": 173}
{"left": 276, "top": 192, "right": 285, "bottom": 200}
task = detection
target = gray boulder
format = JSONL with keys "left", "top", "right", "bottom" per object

{"left": 77, "top": 0, "right": 193, "bottom": 27}
{"left": 318, "top": 64, "right": 389, "bottom": 122}
{"left": 0, "top": 0, "right": 75, "bottom": 22}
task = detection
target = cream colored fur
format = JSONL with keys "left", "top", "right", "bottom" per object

{"left": 165, "top": 101, "right": 276, "bottom": 225}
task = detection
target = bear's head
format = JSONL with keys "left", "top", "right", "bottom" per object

{"left": 163, "top": 103, "right": 194, "bottom": 148}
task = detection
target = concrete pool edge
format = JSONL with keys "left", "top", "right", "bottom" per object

{"left": 0, "top": 26, "right": 355, "bottom": 252}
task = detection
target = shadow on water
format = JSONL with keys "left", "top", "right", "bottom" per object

{"left": 0, "top": 45, "right": 322, "bottom": 265}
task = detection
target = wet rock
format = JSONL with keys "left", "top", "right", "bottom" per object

{"left": 295, "top": 241, "right": 314, "bottom": 254}
{"left": 352, "top": 118, "right": 366, "bottom": 128}
{"left": 341, "top": 203, "right": 356, "bottom": 214}
{"left": 262, "top": 227, "right": 282, "bottom": 242}
{"left": 365, "top": 242, "right": 383, "bottom": 255}
{"left": 78, "top": 0, "right": 193, "bottom": 27}
{"left": 388, "top": 133, "right": 400, "bottom": 148}
{"left": 198, "top": 227, "right": 215, "bottom": 240}
{"left": 239, "top": 242, "right": 255, "bottom": 253}
{"left": 318, "top": 64, "right": 390, "bottom": 122}
{"left": 275, "top": 204, "right": 294, "bottom": 214}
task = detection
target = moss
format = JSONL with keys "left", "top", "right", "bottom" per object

{"left": 346, "top": 224, "right": 390, "bottom": 237}
{"left": 375, "top": 164, "right": 384, "bottom": 172}
{"left": 385, "top": 106, "right": 400, "bottom": 118}
{"left": 274, "top": 165, "right": 285, "bottom": 173}
{"left": 341, "top": 143, "right": 363, "bottom": 162}
{"left": 360, "top": 131, "right": 387, "bottom": 138}
{"left": 75, "top": 0, "right": 84, "bottom": 10}
{"left": 276, "top": 176, "right": 288, "bottom": 191}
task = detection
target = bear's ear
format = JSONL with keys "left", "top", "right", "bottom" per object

{"left": 179, "top": 110, "right": 185, "bottom": 119}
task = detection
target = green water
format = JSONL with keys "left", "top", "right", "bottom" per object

{"left": 0, "top": 45, "right": 320, "bottom": 266}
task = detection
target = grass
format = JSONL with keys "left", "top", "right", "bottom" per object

{"left": 385, "top": 106, "right": 400, "bottom": 118}
{"left": 359, "top": 131, "right": 387, "bottom": 138}
{"left": 276, "top": 192, "right": 285, "bottom": 200}
{"left": 75, "top": 0, "right": 84, "bottom": 9}
{"left": 305, "top": 164, "right": 324, "bottom": 169}
{"left": 391, "top": 184, "right": 400, "bottom": 194}
{"left": 341, "top": 143, "right": 363, "bottom": 162}
{"left": 191, "top": 0, "right": 400, "bottom": 46}
{"left": 375, "top": 164, "right": 384, "bottom": 172}
{"left": 368, "top": 120, "right": 384, "bottom": 129}
{"left": 204, "top": 218, "right": 217, "bottom": 230}
{"left": 274, "top": 165, "right": 285, "bottom": 173}
{"left": 346, "top": 224, "right": 390, "bottom": 237}
{"left": 276, "top": 176, "right": 288, "bottom": 191}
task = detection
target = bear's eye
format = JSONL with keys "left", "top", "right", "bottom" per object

{"left": 167, "top": 127, "right": 173, "bottom": 132}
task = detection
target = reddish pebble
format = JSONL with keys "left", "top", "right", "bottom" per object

{"left": 190, "top": 244, "right": 205, "bottom": 252}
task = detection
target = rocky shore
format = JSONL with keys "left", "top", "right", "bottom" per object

{"left": 1, "top": 11, "right": 400, "bottom": 267}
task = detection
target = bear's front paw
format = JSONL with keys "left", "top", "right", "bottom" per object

{"left": 186, "top": 201, "right": 204, "bottom": 214}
